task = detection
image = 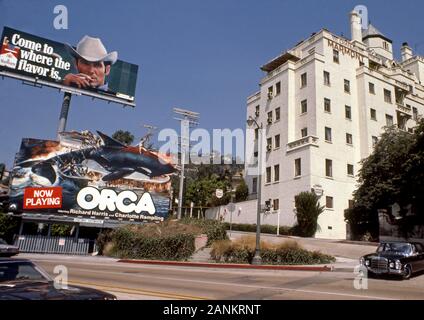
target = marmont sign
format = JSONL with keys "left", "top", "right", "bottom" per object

{"left": 327, "top": 37, "right": 365, "bottom": 64}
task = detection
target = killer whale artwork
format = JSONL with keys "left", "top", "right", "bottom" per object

{"left": 8, "top": 131, "right": 177, "bottom": 223}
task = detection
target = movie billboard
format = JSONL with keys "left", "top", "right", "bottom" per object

{"left": 0, "top": 27, "right": 138, "bottom": 103}
{"left": 8, "top": 131, "right": 176, "bottom": 223}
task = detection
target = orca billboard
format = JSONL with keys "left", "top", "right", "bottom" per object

{"left": 0, "top": 26, "right": 138, "bottom": 104}
{"left": 8, "top": 131, "right": 176, "bottom": 223}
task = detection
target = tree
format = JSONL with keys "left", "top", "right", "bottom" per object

{"left": 112, "top": 130, "right": 134, "bottom": 145}
{"left": 346, "top": 121, "right": 424, "bottom": 238}
{"left": 235, "top": 179, "right": 248, "bottom": 202}
{"left": 293, "top": 192, "right": 324, "bottom": 237}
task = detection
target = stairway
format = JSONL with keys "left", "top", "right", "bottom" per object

{"left": 188, "top": 247, "right": 213, "bottom": 263}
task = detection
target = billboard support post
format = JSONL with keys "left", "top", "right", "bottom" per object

{"left": 57, "top": 92, "right": 72, "bottom": 137}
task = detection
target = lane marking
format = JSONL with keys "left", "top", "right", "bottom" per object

{"left": 68, "top": 280, "right": 208, "bottom": 300}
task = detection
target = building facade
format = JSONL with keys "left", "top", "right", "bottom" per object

{"left": 244, "top": 10, "right": 424, "bottom": 239}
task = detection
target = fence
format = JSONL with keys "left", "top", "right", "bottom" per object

{"left": 14, "top": 235, "right": 98, "bottom": 255}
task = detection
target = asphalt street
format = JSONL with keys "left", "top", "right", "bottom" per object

{"left": 20, "top": 254, "right": 424, "bottom": 300}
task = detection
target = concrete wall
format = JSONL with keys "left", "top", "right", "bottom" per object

{"left": 205, "top": 199, "right": 284, "bottom": 226}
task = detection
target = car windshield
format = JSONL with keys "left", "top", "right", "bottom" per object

{"left": 0, "top": 262, "right": 50, "bottom": 284}
{"left": 377, "top": 243, "right": 412, "bottom": 254}
{"left": 0, "top": 239, "right": 7, "bottom": 245}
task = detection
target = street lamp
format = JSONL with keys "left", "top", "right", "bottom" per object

{"left": 247, "top": 116, "right": 262, "bottom": 265}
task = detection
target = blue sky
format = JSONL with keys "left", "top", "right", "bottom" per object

{"left": 1, "top": 0, "right": 424, "bottom": 167}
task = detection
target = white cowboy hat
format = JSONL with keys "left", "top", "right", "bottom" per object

{"left": 66, "top": 35, "right": 118, "bottom": 64}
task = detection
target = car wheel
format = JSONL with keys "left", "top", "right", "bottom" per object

{"left": 403, "top": 264, "right": 412, "bottom": 280}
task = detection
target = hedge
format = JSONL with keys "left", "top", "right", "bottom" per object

{"left": 223, "top": 223, "right": 292, "bottom": 236}
{"left": 210, "top": 237, "right": 335, "bottom": 265}
{"left": 108, "top": 225, "right": 196, "bottom": 261}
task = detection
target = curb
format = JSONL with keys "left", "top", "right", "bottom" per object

{"left": 117, "top": 259, "right": 333, "bottom": 272}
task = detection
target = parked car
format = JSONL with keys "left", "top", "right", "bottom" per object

{"left": 0, "top": 258, "right": 117, "bottom": 300}
{"left": 360, "top": 242, "right": 424, "bottom": 280}
{"left": 0, "top": 238, "right": 19, "bottom": 257}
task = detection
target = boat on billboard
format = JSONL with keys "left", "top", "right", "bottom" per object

{"left": 0, "top": 26, "right": 138, "bottom": 104}
{"left": 8, "top": 131, "right": 176, "bottom": 223}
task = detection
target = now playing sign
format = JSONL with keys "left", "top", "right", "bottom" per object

{"left": 23, "top": 187, "right": 63, "bottom": 209}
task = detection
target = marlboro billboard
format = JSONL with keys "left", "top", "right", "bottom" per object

{"left": 0, "top": 26, "right": 138, "bottom": 105}
{"left": 8, "top": 131, "right": 176, "bottom": 223}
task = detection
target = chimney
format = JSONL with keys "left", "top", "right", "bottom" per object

{"left": 401, "top": 42, "right": 413, "bottom": 62}
{"left": 350, "top": 10, "right": 362, "bottom": 42}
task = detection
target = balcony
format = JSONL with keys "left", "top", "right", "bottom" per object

{"left": 287, "top": 135, "right": 319, "bottom": 153}
{"left": 396, "top": 103, "right": 412, "bottom": 116}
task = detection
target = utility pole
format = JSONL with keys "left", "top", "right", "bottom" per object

{"left": 173, "top": 108, "right": 199, "bottom": 219}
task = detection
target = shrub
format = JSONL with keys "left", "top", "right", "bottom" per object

{"left": 293, "top": 192, "right": 324, "bottom": 237}
{"left": 223, "top": 223, "right": 292, "bottom": 236}
{"left": 0, "top": 212, "right": 20, "bottom": 243}
{"left": 108, "top": 225, "right": 196, "bottom": 261}
{"left": 210, "top": 236, "right": 335, "bottom": 265}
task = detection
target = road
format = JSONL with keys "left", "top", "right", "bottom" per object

{"left": 21, "top": 254, "right": 424, "bottom": 300}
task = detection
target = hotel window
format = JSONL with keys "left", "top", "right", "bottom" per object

{"left": 254, "top": 128, "right": 258, "bottom": 140}
{"left": 267, "top": 111, "right": 273, "bottom": 123}
{"left": 326, "top": 196, "right": 334, "bottom": 209}
{"left": 301, "top": 128, "right": 308, "bottom": 138}
{"left": 413, "top": 107, "right": 418, "bottom": 121}
{"left": 348, "top": 200, "right": 354, "bottom": 209}
{"left": 347, "top": 164, "right": 354, "bottom": 176}
{"left": 255, "top": 105, "right": 260, "bottom": 116}
{"left": 345, "top": 105, "right": 352, "bottom": 120}
{"left": 344, "top": 79, "right": 350, "bottom": 93}
{"left": 370, "top": 108, "right": 377, "bottom": 121}
{"left": 275, "top": 107, "right": 281, "bottom": 121}
{"left": 273, "top": 199, "right": 280, "bottom": 211}
{"left": 301, "top": 99, "right": 308, "bottom": 114}
{"left": 275, "top": 134, "right": 281, "bottom": 149}
{"left": 386, "top": 114, "right": 394, "bottom": 126}
{"left": 274, "top": 165, "right": 280, "bottom": 182}
{"left": 268, "top": 86, "right": 273, "bottom": 95}
{"left": 346, "top": 133, "right": 353, "bottom": 145}
{"left": 252, "top": 177, "right": 258, "bottom": 194}
{"left": 372, "top": 136, "right": 378, "bottom": 147}
{"left": 325, "top": 159, "right": 333, "bottom": 178}
{"left": 254, "top": 151, "right": 258, "bottom": 163}
{"left": 325, "top": 127, "right": 332, "bottom": 142}
{"left": 266, "top": 167, "right": 272, "bottom": 183}
{"left": 267, "top": 137, "right": 272, "bottom": 149}
{"left": 383, "top": 41, "right": 389, "bottom": 50}
{"left": 301, "top": 72, "right": 307, "bottom": 87}
{"left": 295, "top": 158, "right": 302, "bottom": 177}
{"left": 384, "top": 89, "right": 392, "bottom": 103}
{"left": 324, "top": 71, "right": 331, "bottom": 86}
{"left": 324, "top": 98, "right": 331, "bottom": 113}
{"left": 276, "top": 82, "right": 281, "bottom": 95}
{"left": 333, "top": 49, "right": 339, "bottom": 63}
{"left": 369, "top": 82, "right": 375, "bottom": 94}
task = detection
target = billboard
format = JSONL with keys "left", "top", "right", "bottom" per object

{"left": 0, "top": 27, "right": 138, "bottom": 105}
{"left": 8, "top": 131, "right": 176, "bottom": 223}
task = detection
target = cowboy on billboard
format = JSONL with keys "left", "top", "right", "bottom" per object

{"left": 63, "top": 36, "right": 117, "bottom": 92}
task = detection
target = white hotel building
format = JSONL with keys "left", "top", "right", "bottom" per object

{"left": 244, "top": 10, "right": 424, "bottom": 239}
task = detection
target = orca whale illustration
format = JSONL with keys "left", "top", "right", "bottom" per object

{"left": 16, "top": 131, "right": 176, "bottom": 183}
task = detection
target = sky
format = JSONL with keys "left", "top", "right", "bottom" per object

{"left": 1, "top": 0, "right": 424, "bottom": 167}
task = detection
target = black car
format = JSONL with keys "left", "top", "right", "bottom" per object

{"left": 0, "top": 258, "right": 117, "bottom": 300}
{"left": 360, "top": 242, "right": 424, "bottom": 280}
{"left": 0, "top": 238, "right": 19, "bottom": 257}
